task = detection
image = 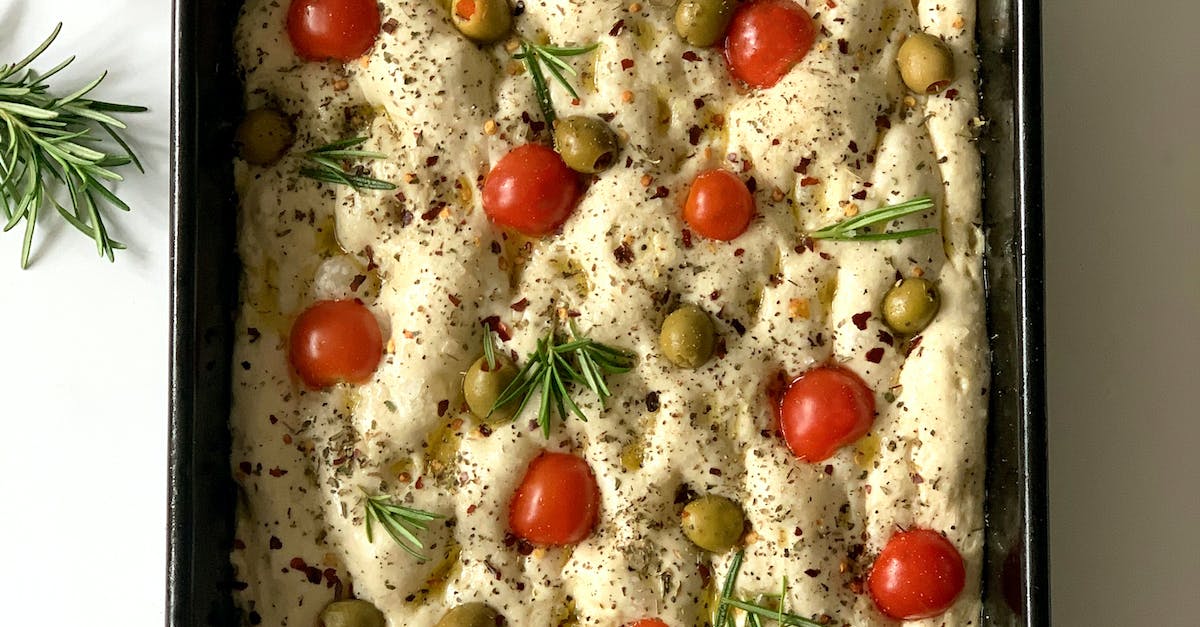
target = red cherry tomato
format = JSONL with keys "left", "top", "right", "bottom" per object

{"left": 289, "top": 299, "right": 383, "bottom": 388}
{"left": 868, "top": 529, "right": 966, "bottom": 620}
{"left": 287, "top": 0, "right": 381, "bottom": 62}
{"left": 508, "top": 452, "right": 600, "bottom": 545}
{"left": 724, "top": 0, "right": 816, "bottom": 88}
{"left": 682, "top": 169, "right": 754, "bottom": 241}
{"left": 626, "top": 620, "right": 669, "bottom": 627}
{"left": 482, "top": 144, "right": 582, "bottom": 236}
{"left": 778, "top": 365, "right": 875, "bottom": 462}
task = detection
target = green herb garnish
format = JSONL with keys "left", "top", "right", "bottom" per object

{"left": 362, "top": 492, "right": 442, "bottom": 561}
{"left": 513, "top": 40, "right": 599, "bottom": 127}
{"left": 488, "top": 319, "right": 633, "bottom": 438}
{"left": 299, "top": 137, "right": 397, "bottom": 190}
{"left": 715, "top": 550, "right": 824, "bottom": 627}
{"left": 810, "top": 195, "right": 938, "bottom": 242}
{"left": 0, "top": 23, "right": 147, "bottom": 268}
{"left": 482, "top": 320, "right": 498, "bottom": 370}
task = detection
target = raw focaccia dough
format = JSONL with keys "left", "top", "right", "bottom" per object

{"left": 229, "top": 0, "right": 987, "bottom": 625}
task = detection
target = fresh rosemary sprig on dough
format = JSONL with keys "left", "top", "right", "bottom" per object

{"left": 362, "top": 492, "right": 442, "bottom": 561}
{"left": 810, "top": 196, "right": 938, "bottom": 242}
{"left": 489, "top": 319, "right": 634, "bottom": 438}
{"left": 299, "top": 137, "right": 397, "bottom": 190}
{"left": 513, "top": 40, "right": 599, "bottom": 127}
{"left": 0, "top": 23, "right": 147, "bottom": 268}
{"left": 482, "top": 320, "right": 498, "bottom": 370}
{"left": 715, "top": 550, "right": 824, "bottom": 627}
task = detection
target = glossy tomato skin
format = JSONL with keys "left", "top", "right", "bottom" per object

{"left": 779, "top": 365, "right": 875, "bottom": 462}
{"left": 482, "top": 144, "right": 582, "bottom": 236}
{"left": 683, "top": 169, "right": 754, "bottom": 241}
{"left": 289, "top": 299, "right": 384, "bottom": 389}
{"left": 508, "top": 451, "right": 600, "bottom": 545}
{"left": 868, "top": 529, "right": 966, "bottom": 620}
{"left": 626, "top": 620, "right": 670, "bottom": 627}
{"left": 287, "top": 0, "right": 381, "bottom": 62}
{"left": 724, "top": 0, "right": 816, "bottom": 88}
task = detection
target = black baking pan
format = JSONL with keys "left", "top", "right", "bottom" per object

{"left": 167, "top": 1, "right": 1049, "bottom": 624}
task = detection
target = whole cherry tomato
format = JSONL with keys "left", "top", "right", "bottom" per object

{"left": 287, "top": 0, "right": 381, "bottom": 62}
{"left": 508, "top": 451, "right": 600, "bottom": 545}
{"left": 868, "top": 528, "right": 966, "bottom": 620}
{"left": 682, "top": 169, "right": 754, "bottom": 241}
{"left": 289, "top": 299, "right": 383, "bottom": 388}
{"left": 626, "top": 620, "right": 669, "bottom": 627}
{"left": 482, "top": 144, "right": 582, "bottom": 236}
{"left": 779, "top": 365, "right": 875, "bottom": 462}
{"left": 724, "top": 0, "right": 816, "bottom": 88}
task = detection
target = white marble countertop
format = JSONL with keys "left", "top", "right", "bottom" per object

{"left": 0, "top": 0, "right": 1196, "bottom": 624}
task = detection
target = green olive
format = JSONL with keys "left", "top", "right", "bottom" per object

{"left": 235, "top": 108, "right": 294, "bottom": 166}
{"left": 681, "top": 495, "right": 744, "bottom": 553}
{"left": 553, "top": 116, "right": 620, "bottom": 174}
{"left": 464, "top": 354, "right": 519, "bottom": 421}
{"left": 319, "top": 599, "right": 385, "bottom": 627}
{"left": 659, "top": 304, "right": 715, "bottom": 369}
{"left": 896, "top": 33, "right": 955, "bottom": 94}
{"left": 434, "top": 603, "right": 501, "bottom": 627}
{"left": 882, "top": 277, "right": 940, "bottom": 334}
{"left": 674, "top": 0, "right": 735, "bottom": 48}
{"left": 450, "top": 0, "right": 512, "bottom": 43}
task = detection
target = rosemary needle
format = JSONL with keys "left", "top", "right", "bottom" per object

{"left": 810, "top": 196, "right": 938, "bottom": 242}
{"left": 513, "top": 40, "right": 599, "bottom": 127}
{"left": 362, "top": 492, "right": 442, "bottom": 561}
{"left": 298, "top": 137, "right": 397, "bottom": 190}
{"left": 0, "top": 23, "right": 147, "bottom": 268}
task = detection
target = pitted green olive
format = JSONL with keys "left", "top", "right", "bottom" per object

{"left": 882, "top": 277, "right": 940, "bottom": 334}
{"left": 464, "top": 354, "right": 519, "bottom": 421}
{"left": 674, "top": 0, "right": 735, "bottom": 48}
{"left": 434, "top": 603, "right": 501, "bottom": 627}
{"left": 659, "top": 304, "right": 715, "bottom": 369}
{"left": 681, "top": 494, "right": 744, "bottom": 553}
{"left": 450, "top": 0, "right": 512, "bottom": 43}
{"left": 897, "top": 33, "right": 955, "bottom": 94}
{"left": 554, "top": 116, "right": 620, "bottom": 174}
{"left": 235, "top": 108, "right": 294, "bottom": 166}
{"left": 319, "top": 599, "right": 385, "bottom": 627}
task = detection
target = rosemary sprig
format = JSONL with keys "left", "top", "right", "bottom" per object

{"left": 0, "top": 23, "right": 147, "bottom": 268}
{"left": 482, "top": 320, "right": 498, "bottom": 370}
{"left": 715, "top": 550, "right": 824, "bottom": 627}
{"left": 362, "top": 492, "right": 442, "bottom": 561}
{"left": 513, "top": 40, "right": 599, "bottom": 127}
{"left": 810, "top": 196, "right": 938, "bottom": 242}
{"left": 488, "top": 319, "right": 634, "bottom": 438}
{"left": 299, "top": 137, "right": 397, "bottom": 190}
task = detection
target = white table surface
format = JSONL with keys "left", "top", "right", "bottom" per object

{"left": 0, "top": 0, "right": 1196, "bottom": 624}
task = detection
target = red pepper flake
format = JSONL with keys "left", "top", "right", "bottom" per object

{"left": 651, "top": 186, "right": 670, "bottom": 199}
{"left": 682, "top": 50, "right": 701, "bottom": 62}
{"left": 268, "top": 467, "right": 288, "bottom": 477}
{"left": 269, "top": 536, "right": 282, "bottom": 550}
{"left": 824, "top": 464, "right": 834, "bottom": 476}
{"left": 467, "top": 504, "right": 478, "bottom": 514}
{"left": 875, "top": 115, "right": 892, "bottom": 130}
{"left": 837, "top": 38, "right": 849, "bottom": 54}
{"left": 825, "top": 0, "right": 837, "bottom": 7}
{"left": 818, "top": 251, "right": 833, "bottom": 260}
{"left": 714, "top": 336, "right": 728, "bottom": 358}
{"left": 609, "top": 19, "right": 626, "bottom": 36}
{"left": 517, "top": 539, "right": 535, "bottom": 556}
{"left": 238, "top": 461, "right": 252, "bottom": 475}
{"left": 479, "top": 424, "right": 493, "bottom": 437}
{"left": 349, "top": 274, "right": 367, "bottom": 292}
{"left": 621, "top": 58, "right": 635, "bottom": 70}
{"left": 709, "top": 467, "right": 723, "bottom": 476}
{"left": 437, "top": 400, "right": 450, "bottom": 417}
{"left": 290, "top": 557, "right": 308, "bottom": 570}
{"left": 613, "top": 242, "right": 635, "bottom": 265}
{"left": 247, "top": 327, "right": 261, "bottom": 343}
{"left": 420, "top": 204, "right": 442, "bottom": 221}
{"left": 693, "top": 97, "right": 705, "bottom": 109}
{"left": 805, "top": 568, "right": 821, "bottom": 577}
{"left": 688, "top": 125, "right": 702, "bottom": 145}
{"left": 865, "top": 347, "right": 885, "bottom": 363}
{"left": 793, "top": 157, "right": 812, "bottom": 174}
{"left": 794, "top": 527, "right": 804, "bottom": 537}
{"left": 911, "top": 472, "right": 925, "bottom": 484}
{"left": 848, "top": 140, "right": 859, "bottom": 153}
{"left": 851, "top": 189, "right": 867, "bottom": 200}
{"left": 906, "top": 334, "right": 923, "bottom": 355}
{"left": 712, "top": 114, "right": 725, "bottom": 128}
{"left": 851, "top": 311, "right": 871, "bottom": 330}
{"left": 681, "top": 229, "right": 694, "bottom": 249}
{"left": 482, "top": 315, "right": 513, "bottom": 341}
{"left": 730, "top": 319, "right": 746, "bottom": 336}
{"left": 305, "top": 567, "right": 323, "bottom": 584}
{"left": 323, "top": 568, "right": 340, "bottom": 589}
{"left": 945, "top": 88, "right": 960, "bottom": 100}
{"left": 426, "top": 156, "right": 440, "bottom": 167}
{"left": 382, "top": 18, "right": 399, "bottom": 33}
{"left": 645, "top": 391, "right": 660, "bottom": 412}
{"left": 801, "top": 177, "right": 820, "bottom": 187}
{"left": 448, "top": 293, "right": 462, "bottom": 307}
{"left": 710, "top": 290, "right": 721, "bottom": 300}
{"left": 746, "top": 177, "right": 757, "bottom": 193}
{"left": 877, "top": 329, "right": 894, "bottom": 345}
{"left": 733, "top": 248, "right": 745, "bottom": 257}
{"left": 510, "top": 298, "right": 529, "bottom": 312}
{"left": 490, "top": 240, "right": 502, "bottom": 254}
{"left": 698, "top": 562, "right": 712, "bottom": 586}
